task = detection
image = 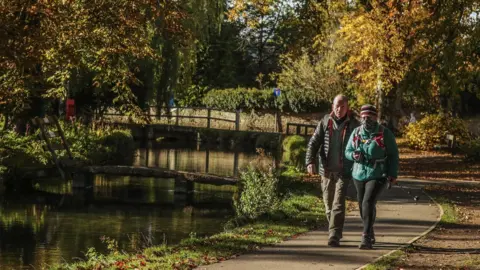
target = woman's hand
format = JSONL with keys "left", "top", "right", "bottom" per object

{"left": 353, "top": 151, "right": 363, "bottom": 162}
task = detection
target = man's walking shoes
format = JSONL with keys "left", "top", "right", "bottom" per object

{"left": 328, "top": 236, "right": 340, "bottom": 247}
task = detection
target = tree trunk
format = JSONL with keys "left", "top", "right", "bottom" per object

{"left": 387, "top": 85, "right": 405, "bottom": 133}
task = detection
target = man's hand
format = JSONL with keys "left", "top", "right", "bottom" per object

{"left": 307, "top": 164, "right": 316, "bottom": 175}
{"left": 387, "top": 176, "right": 397, "bottom": 185}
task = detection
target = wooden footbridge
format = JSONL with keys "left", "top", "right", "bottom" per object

{"left": 26, "top": 115, "right": 238, "bottom": 191}
{"left": 25, "top": 110, "right": 317, "bottom": 190}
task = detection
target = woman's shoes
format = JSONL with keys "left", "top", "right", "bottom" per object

{"left": 359, "top": 233, "right": 373, "bottom": 249}
{"left": 370, "top": 228, "right": 376, "bottom": 244}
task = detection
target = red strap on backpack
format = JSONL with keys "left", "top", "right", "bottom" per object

{"left": 353, "top": 127, "right": 361, "bottom": 149}
{"left": 372, "top": 125, "right": 385, "bottom": 149}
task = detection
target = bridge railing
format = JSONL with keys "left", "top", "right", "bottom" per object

{"left": 101, "top": 106, "right": 241, "bottom": 131}
{"left": 99, "top": 107, "right": 319, "bottom": 134}
{"left": 286, "top": 122, "right": 317, "bottom": 136}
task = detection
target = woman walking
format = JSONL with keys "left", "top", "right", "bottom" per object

{"left": 345, "top": 104, "right": 399, "bottom": 249}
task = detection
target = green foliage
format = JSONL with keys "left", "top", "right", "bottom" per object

{"left": 0, "top": 122, "right": 135, "bottom": 179}
{"left": 282, "top": 135, "right": 307, "bottom": 170}
{"left": 276, "top": 52, "right": 345, "bottom": 107}
{"left": 404, "top": 114, "right": 471, "bottom": 150}
{"left": 0, "top": 131, "right": 49, "bottom": 174}
{"left": 233, "top": 166, "right": 280, "bottom": 219}
{"left": 202, "top": 87, "right": 329, "bottom": 113}
{"left": 461, "top": 137, "right": 480, "bottom": 163}
{"left": 62, "top": 122, "right": 135, "bottom": 166}
{"left": 176, "top": 85, "right": 210, "bottom": 107}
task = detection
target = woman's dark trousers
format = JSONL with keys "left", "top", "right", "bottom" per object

{"left": 353, "top": 179, "right": 386, "bottom": 235}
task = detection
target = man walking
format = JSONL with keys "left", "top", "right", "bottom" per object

{"left": 305, "top": 94, "right": 360, "bottom": 247}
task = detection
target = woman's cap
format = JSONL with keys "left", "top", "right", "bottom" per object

{"left": 360, "top": 104, "right": 377, "bottom": 117}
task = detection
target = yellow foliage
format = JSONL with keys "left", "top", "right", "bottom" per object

{"left": 404, "top": 114, "right": 471, "bottom": 150}
{"left": 337, "top": 0, "right": 429, "bottom": 99}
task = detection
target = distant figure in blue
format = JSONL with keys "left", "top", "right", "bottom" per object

{"left": 169, "top": 97, "right": 176, "bottom": 112}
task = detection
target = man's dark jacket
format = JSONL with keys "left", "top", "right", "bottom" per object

{"left": 305, "top": 111, "right": 360, "bottom": 177}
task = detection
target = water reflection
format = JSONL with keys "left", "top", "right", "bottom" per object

{"left": 0, "top": 174, "right": 235, "bottom": 270}
{"left": 134, "top": 142, "right": 274, "bottom": 177}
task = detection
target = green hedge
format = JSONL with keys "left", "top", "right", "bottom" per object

{"left": 202, "top": 87, "right": 329, "bottom": 113}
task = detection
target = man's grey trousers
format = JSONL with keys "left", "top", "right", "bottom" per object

{"left": 321, "top": 172, "right": 350, "bottom": 239}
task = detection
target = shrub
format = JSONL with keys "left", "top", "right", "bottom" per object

{"left": 404, "top": 114, "right": 471, "bottom": 150}
{"left": 461, "top": 137, "right": 480, "bottom": 163}
{"left": 0, "top": 131, "right": 49, "bottom": 175}
{"left": 282, "top": 135, "right": 307, "bottom": 169}
{"left": 0, "top": 121, "right": 135, "bottom": 179}
{"left": 63, "top": 122, "right": 135, "bottom": 165}
{"left": 233, "top": 166, "right": 280, "bottom": 219}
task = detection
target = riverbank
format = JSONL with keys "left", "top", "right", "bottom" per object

{"left": 52, "top": 194, "right": 325, "bottom": 269}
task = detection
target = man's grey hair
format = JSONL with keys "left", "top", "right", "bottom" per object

{"left": 333, "top": 94, "right": 348, "bottom": 104}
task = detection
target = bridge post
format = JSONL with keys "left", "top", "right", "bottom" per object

{"left": 207, "top": 108, "right": 211, "bottom": 129}
{"left": 174, "top": 176, "right": 195, "bottom": 206}
{"left": 72, "top": 172, "right": 94, "bottom": 189}
{"left": 235, "top": 110, "right": 240, "bottom": 131}
{"left": 275, "top": 111, "right": 282, "bottom": 133}
{"left": 205, "top": 149, "right": 210, "bottom": 173}
{"left": 175, "top": 107, "right": 179, "bottom": 126}
{"left": 233, "top": 150, "right": 239, "bottom": 177}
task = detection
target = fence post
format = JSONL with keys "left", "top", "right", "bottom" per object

{"left": 275, "top": 111, "right": 282, "bottom": 133}
{"left": 235, "top": 109, "right": 240, "bottom": 131}
{"left": 296, "top": 125, "right": 301, "bottom": 135}
{"left": 175, "top": 107, "right": 179, "bottom": 126}
{"left": 233, "top": 150, "right": 239, "bottom": 177}
{"left": 207, "top": 108, "right": 211, "bottom": 129}
{"left": 205, "top": 149, "right": 210, "bottom": 173}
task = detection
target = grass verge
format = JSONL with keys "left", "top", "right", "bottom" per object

{"left": 362, "top": 250, "right": 405, "bottom": 270}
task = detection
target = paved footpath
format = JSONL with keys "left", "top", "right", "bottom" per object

{"left": 198, "top": 178, "right": 441, "bottom": 270}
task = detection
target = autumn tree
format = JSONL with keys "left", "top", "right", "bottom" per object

{"left": 339, "top": 0, "right": 480, "bottom": 127}
{"left": 0, "top": 0, "right": 199, "bottom": 129}
{"left": 404, "top": 0, "right": 480, "bottom": 114}
{"left": 338, "top": 0, "right": 429, "bottom": 126}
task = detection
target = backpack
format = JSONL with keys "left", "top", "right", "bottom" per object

{"left": 353, "top": 125, "right": 385, "bottom": 150}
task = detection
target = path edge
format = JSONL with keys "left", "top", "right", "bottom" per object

{"left": 355, "top": 188, "right": 444, "bottom": 270}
